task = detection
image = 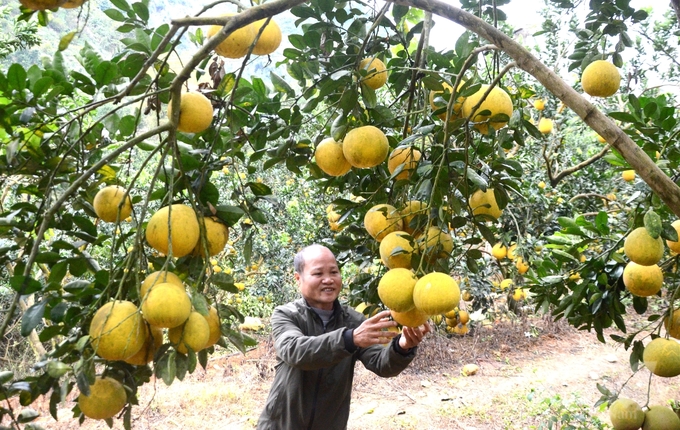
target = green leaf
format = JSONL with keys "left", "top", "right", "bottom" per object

{"left": 270, "top": 72, "right": 294, "bottom": 97}
{"left": 318, "top": 0, "right": 334, "bottom": 13}
{"left": 21, "top": 300, "right": 46, "bottom": 336}
{"left": 132, "top": 2, "right": 149, "bottom": 22}
{"left": 17, "top": 409, "right": 39, "bottom": 423}
{"left": 248, "top": 182, "right": 272, "bottom": 196}
{"left": 10, "top": 275, "right": 42, "bottom": 295}
{"left": 58, "top": 32, "right": 76, "bottom": 51}
{"left": 94, "top": 61, "right": 119, "bottom": 86}
{"left": 215, "top": 205, "right": 245, "bottom": 227}
{"left": 104, "top": 8, "right": 127, "bottom": 22}
{"left": 8, "top": 64, "right": 27, "bottom": 92}
{"left": 661, "top": 222, "right": 679, "bottom": 242}
{"left": 643, "top": 209, "right": 662, "bottom": 239}
{"left": 210, "top": 273, "right": 237, "bottom": 293}
{"left": 191, "top": 294, "right": 209, "bottom": 316}
{"left": 360, "top": 83, "right": 377, "bottom": 109}
{"left": 595, "top": 211, "right": 610, "bottom": 235}
{"left": 199, "top": 181, "right": 220, "bottom": 206}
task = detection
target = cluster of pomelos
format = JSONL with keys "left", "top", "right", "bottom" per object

{"left": 609, "top": 398, "right": 680, "bottom": 430}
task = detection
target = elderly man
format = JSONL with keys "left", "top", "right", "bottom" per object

{"left": 257, "top": 244, "right": 430, "bottom": 430}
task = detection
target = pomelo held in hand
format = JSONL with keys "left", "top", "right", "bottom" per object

{"left": 378, "top": 268, "right": 417, "bottom": 312}
{"left": 413, "top": 272, "right": 460, "bottom": 315}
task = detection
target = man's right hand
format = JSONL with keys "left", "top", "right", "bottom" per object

{"left": 353, "top": 310, "right": 399, "bottom": 348}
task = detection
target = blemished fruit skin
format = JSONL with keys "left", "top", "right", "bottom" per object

{"left": 364, "top": 204, "right": 403, "bottom": 242}
{"left": 665, "top": 308, "right": 680, "bottom": 339}
{"left": 359, "top": 57, "right": 387, "bottom": 90}
{"left": 252, "top": 19, "right": 282, "bottom": 55}
{"left": 581, "top": 60, "right": 621, "bottom": 98}
{"left": 622, "top": 262, "right": 663, "bottom": 297}
{"left": 89, "top": 301, "right": 146, "bottom": 361}
{"left": 146, "top": 204, "right": 200, "bottom": 258}
{"left": 93, "top": 185, "right": 132, "bottom": 223}
{"left": 140, "top": 271, "right": 184, "bottom": 299}
{"left": 141, "top": 283, "right": 192, "bottom": 328}
{"left": 314, "top": 137, "right": 352, "bottom": 176}
{"left": 608, "top": 398, "right": 645, "bottom": 430}
{"left": 379, "top": 231, "right": 415, "bottom": 269}
{"left": 469, "top": 188, "right": 503, "bottom": 220}
{"left": 204, "top": 306, "right": 222, "bottom": 348}
{"left": 342, "top": 125, "right": 389, "bottom": 168}
{"left": 378, "top": 268, "right": 418, "bottom": 312}
{"left": 461, "top": 85, "right": 513, "bottom": 134}
{"left": 642, "top": 405, "right": 680, "bottom": 430}
{"left": 538, "top": 117, "right": 553, "bottom": 134}
{"left": 168, "top": 311, "right": 210, "bottom": 354}
{"left": 19, "top": 0, "right": 65, "bottom": 10}
{"left": 168, "top": 92, "right": 214, "bottom": 134}
{"left": 413, "top": 272, "right": 460, "bottom": 316}
{"left": 666, "top": 220, "right": 680, "bottom": 253}
{"left": 123, "top": 325, "right": 164, "bottom": 366}
{"left": 624, "top": 227, "right": 664, "bottom": 266}
{"left": 388, "top": 147, "right": 421, "bottom": 181}
{"left": 390, "top": 307, "right": 429, "bottom": 327}
{"left": 643, "top": 337, "right": 680, "bottom": 377}
{"left": 192, "top": 217, "right": 230, "bottom": 257}
{"left": 208, "top": 14, "right": 257, "bottom": 59}
{"left": 77, "top": 377, "right": 127, "bottom": 420}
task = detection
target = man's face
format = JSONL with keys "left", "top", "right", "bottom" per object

{"left": 296, "top": 246, "right": 342, "bottom": 310}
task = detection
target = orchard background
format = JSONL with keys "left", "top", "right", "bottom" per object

{"left": 2, "top": 0, "right": 680, "bottom": 428}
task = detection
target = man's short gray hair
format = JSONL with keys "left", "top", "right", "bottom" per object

{"left": 293, "top": 244, "right": 332, "bottom": 274}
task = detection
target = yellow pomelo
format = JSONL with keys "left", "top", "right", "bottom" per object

{"left": 342, "top": 125, "right": 389, "bottom": 168}
{"left": 19, "top": 0, "right": 64, "bottom": 10}
{"left": 666, "top": 220, "right": 680, "bottom": 253}
{"left": 596, "top": 133, "right": 607, "bottom": 143}
{"left": 643, "top": 337, "right": 680, "bottom": 377}
{"left": 665, "top": 308, "right": 680, "bottom": 339}
{"left": 429, "top": 81, "right": 466, "bottom": 121}
{"left": 507, "top": 243, "right": 518, "bottom": 260}
{"left": 379, "top": 231, "right": 415, "bottom": 269}
{"left": 458, "top": 310, "right": 470, "bottom": 325}
{"left": 315, "top": 137, "right": 351, "bottom": 176}
{"left": 364, "top": 204, "right": 403, "bottom": 242}
{"left": 390, "top": 307, "right": 428, "bottom": 328}
{"left": 500, "top": 279, "right": 513, "bottom": 290}
{"left": 140, "top": 271, "right": 184, "bottom": 299}
{"left": 512, "top": 288, "right": 526, "bottom": 301}
{"left": 168, "top": 91, "right": 213, "bottom": 134}
{"left": 93, "top": 185, "right": 132, "bottom": 223}
{"left": 413, "top": 272, "right": 460, "bottom": 315}
{"left": 622, "top": 262, "right": 663, "bottom": 297}
{"left": 359, "top": 57, "right": 387, "bottom": 90}
{"left": 208, "top": 14, "right": 257, "bottom": 59}
{"left": 581, "top": 60, "right": 620, "bottom": 98}
{"left": 462, "top": 290, "right": 472, "bottom": 301}
{"left": 61, "top": 0, "right": 87, "bottom": 7}
{"left": 89, "top": 301, "right": 146, "bottom": 361}
{"left": 77, "top": 377, "right": 127, "bottom": 420}
{"left": 141, "top": 283, "right": 192, "bottom": 328}
{"left": 609, "top": 398, "right": 644, "bottom": 430}
{"left": 388, "top": 147, "right": 421, "bottom": 181}
{"left": 491, "top": 243, "right": 507, "bottom": 259}
{"left": 168, "top": 311, "right": 210, "bottom": 354}
{"left": 146, "top": 204, "right": 200, "bottom": 258}
{"left": 538, "top": 118, "right": 553, "bottom": 134}
{"left": 400, "top": 200, "right": 427, "bottom": 235}
{"left": 252, "top": 19, "right": 282, "bottom": 55}
{"left": 624, "top": 227, "right": 664, "bottom": 266}
{"left": 193, "top": 217, "right": 230, "bottom": 257}
{"left": 204, "top": 306, "right": 222, "bottom": 348}
{"left": 327, "top": 204, "right": 341, "bottom": 223}
{"left": 355, "top": 302, "right": 378, "bottom": 317}
{"left": 445, "top": 316, "right": 457, "bottom": 327}
{"left": 378, "top": 268, "right": 418, "bottom": 312}
{"left": 469, "top": 188, "right": 503, "bottom": 220}
{"left": 123, "top": 325, "right": 164, "bottom": 366}
{"left": 461, "top": 85, "right": 513, "bottom": 134}
{"left": 642, "top": 405, "right": 680, "bottom": 430}
{"left": 533, "top": 99, "right": 545, "bottom": 111}
{"left": 622, "top": 170, "right": 635, "bottom": 182}
{"left": 515, "top": 257, "right": 530, "bottom": 275}
{"left": 448, "top": 323, "right": 469, "bottom": 336}
{"left": 416, "top": 226, "right": 453, "bottom": 260}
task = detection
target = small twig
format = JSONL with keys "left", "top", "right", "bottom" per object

{"left": 548, "top": 144, "right": 610, "bottom": 187}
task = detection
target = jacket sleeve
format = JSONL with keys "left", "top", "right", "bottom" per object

{"left": 272, "top": 306, "right": 353, "bottom": 371}
{"left": 356, "top": 335, "right": 417, "bottom": 377}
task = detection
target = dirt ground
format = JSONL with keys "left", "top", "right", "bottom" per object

{"left": 26, "top": 313, "right": 680, "bottom": 429}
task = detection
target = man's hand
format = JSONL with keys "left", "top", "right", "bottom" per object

{"left": 353, "top": 310, "right": 399, "bottom": 348}
{"left": 398, "top": 323, "right": 431, "bottom": 350}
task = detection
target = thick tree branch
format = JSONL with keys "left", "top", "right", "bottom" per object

{"left": 671, "top": 0, "right": 680, "bottom": 26}
{"left": 390, "top": 0, "right": 680, "bottom": 217}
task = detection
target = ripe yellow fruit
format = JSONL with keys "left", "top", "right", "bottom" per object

{"left": 643, "top": 337, "right": 680, "bottom": 377}
{"left": 379, "top": 231, "right": 415, "bottom": 269}
{"left": 642, "top": 405, "right": 680, "bottom": 430}
{"left": 665, "top": 308, "right": 680, "bottom": 339}
{"left": 355, "top": 302, "right": 378, "bottom": 317}
{"left": 89, "top": 301, "right": 146, "bottom": 361}
{"left": 140, "top": 271, "right": 184, "bottom": 299}
{"left": 388, "top": 147, "right": 421, "bottom": 181}
{"left": 461, "top": 85, "right": 513, "bottom": 134}
{"left": 500, "top": 279, "right": 513, "bottom": 290}
{"left": 400, "top": 200, "right": 427, "bottom": 235}
{"left": 77, "top": 377, "right": 127, "bottom": 420}
{"left": 378, "top": 268, "right": 418, "bottom": 312}
{"left": 193, "top": 217, "right": 230, "bottom": 257}
{"left": 429, "top": 81, "right": 466, "bottom": 121}
{"left": 512, "top": 288, "right": 526, "bottom": 301}
{"left": 538, "top": 181, "right": 546, "bottom": 189}
{"left": 458, "top": 310, "right": 470, "bottom": 325}
{"left": 596, "top": 133, "right": 607, "bottom": 143}
{"left": 491, "top": 243, "right": 507, "bottom": 260}
{"left": 141, "top": 283, "right": 192, "bottom": 328}
{"left": 622, "top": 262, "right": 663, "bottom": 297}
{"left": 60, "top": 0, "right": 87, "bottom": 8}
{"left": 208, "top": 14, "right": 257, "bottom": 59}
{"left": 609, "top": 398, "right": 644, "bottom": 430}
{"left": 621, "top": 170, "right": 635, "bottom": 182}
{"left": 19, "top": 0, "right": 64, "bottom": 10}
{"left": 507, "top": 244, "right": 517, "bottom": 260}
{"left": 93, "top": 185, "right": 132, "bottom": 223}
{"left": 624, "top": 227, "right": 664, "bottom": 266}
{"left": 469, "top": 188, "right": 503, "bottom": 220}
{"left": 204, "top": 306, "right": 222, "bottom": 348}
{"left": 413, "top": 272, "right": 460, "bottom": 315}
{"left": 515, "top": 257, "right": 529, "bottom": 275}
{"left": 359, "top": 57, "right": 387, "bottom": 90}
{"left": 533, "top": 99, "right": 545, "bottom": 111}
{"left": 448, "top": 323, "right": 469, "bottom": 336}
{"left": 168, "top": 91, "right": 213, "bottom": 134}
{"left": 342, "top": 125, "right": 389, "bottom": 168}
{"left": 146, "top": 204, "right": 200, "bottom": 258}
{"left": 416, "top": 226, "right": 453, "bottom": 260}
{"left": 314, "top": 137, "right": 351, "bottom": 176}
{"left": 364, "top": 204, "right": 403, "bottom": 242}
{"left": 168, "top": 311, "right": 210, "bottom": 354}
{"left": 581, "top": 60, "right": 621, "bottom": 97}
{"left": 538, "top": 118, "right": 553, "bottom": 134}
{"left": 252, "top": 19, "right": 282, "bottom": 55}
{"left": 123, "top": 325, "right": 164, "bottom": 366}
{"left": 665, "top": 220, "right": 680, "bottom": 253}
{"left": 390, "top": 307, "right": 429, "bottom": 328}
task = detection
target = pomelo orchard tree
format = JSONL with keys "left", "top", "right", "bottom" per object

{"left": 2, "top": 0, "right": 680, "bottom": 427}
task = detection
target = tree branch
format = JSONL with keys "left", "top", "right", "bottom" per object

{"left": 548, "top": 144, "right": 610, "bottom": 186}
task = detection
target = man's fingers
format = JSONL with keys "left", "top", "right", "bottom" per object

{"left": 367, "top": 310, "right": 391, "bottom": 321}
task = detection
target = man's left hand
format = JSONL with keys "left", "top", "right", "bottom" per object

{"left": 398, "top": 323, "right": 431, "bottom": 350}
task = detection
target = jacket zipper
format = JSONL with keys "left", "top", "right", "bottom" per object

{"left": 307, "top": 309, "right": 333, "bottom": 430}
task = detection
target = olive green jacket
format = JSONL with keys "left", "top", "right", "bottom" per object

{"left": 256, "top": 299, "right": 417, "bottom": 430}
